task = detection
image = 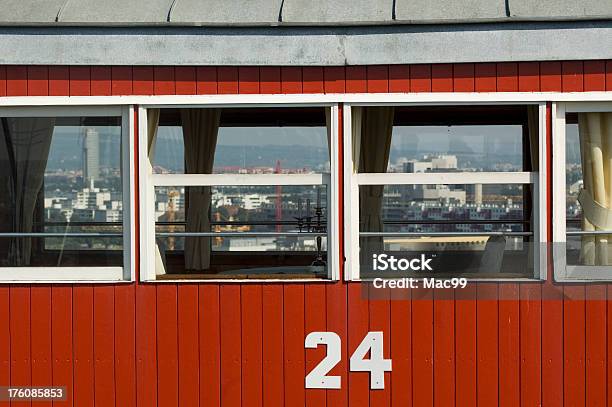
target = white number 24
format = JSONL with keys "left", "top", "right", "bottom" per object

{"left": 304, "top": 331, "right": 392, "bottom": 390}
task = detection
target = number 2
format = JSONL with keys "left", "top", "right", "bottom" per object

{"left": 305, "top": 331, "right": 392, "bottom": 390}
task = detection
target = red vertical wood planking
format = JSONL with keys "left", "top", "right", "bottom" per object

{"left": 73, "top": 286, "right": 94, "bottom": 407}
{"left": 390, "top": 292, "right": 411, "bottom": 407}
{"left": 93, "top": 286, "right": 115, "bottom": 407}
{"left": 476, "top": 284, "right": 499, "bottom": 407}
{"left": 564, "top": 286, "right": 586, "bottom": 406}
{"left": 135, "top": 284, "right": 157, "bottom": 407}
{"left": 518, "top": 62, "right": 540, "bottom": 92}
{"left": 175, "top": 66, "right": 197, "bottom": 95}
{"left": 177, "top": 285, "right": 199, "bottom": 407}
{"left": 196, "top": 67, "right": 218, "bottom": 94}
{"left": 585, "top": 285, "right": 606, "bottom": 406}
{"left": 346, "top": 67, "right": 367, "bottom": 93}
{"left": 323, "top": 67, "right": 346, "bottom": 93}
{"left": 90, "top": 66, "right": 111, "bottom": 96}
{"left": 409, "top": 65, "right": 431, "bottom": 92}
{"left": 305, "top": 285, "right": 326, "bottom": 407}
{"left": 433, "top": 289, "right": 454, "bottom": 407}
{"left": 281, "top": 67, "right": 303, "bottom": 94}
{"left": 0, "top": 288, "right": 8, "bottom": 393}
{"left": 562, "top": 61, "right": 584, "bottom": 91}
{"left": 302, "top": 67, "right": 324, "bottom": 93}
{"left": 519, "top": 284, "right": 542, "bottom": 407}
{"left": 156, "top": 284, "right": 179, "bottom": 406}
{"left": 347, "top": 284, "right": 369, "bottom": 407}
{"left": 0, "top": 66, "right": 6, "bottom": 96}
{"left": 606, "top": 60, "right": 612, "bottom": 90}
{"left": 153, "top": 67, "right": 175, "bottom": 95}
{"left": 453, "top": 63, "right": 475, "bottom": 92}
{"left": 114, "top": 284, "right": 136, "bottom": 407}
{"left": 49, "top": 67, "right": 70, "bottom": 96}
{"left": 584, "top": 60, "right": 606, "bottom": 91}
{"left": 69, "top": 66, "right": 91, "bottom": 96}
{"left": 431, "top": 64, "right": 453, "bottom": 92}
{"left": 475, "top": 63, "right": 496, "bottom": 92}
{"left": 496, "top": 63, "right": 518, "bottom": 92}
{"left": 27, "top": 66, "right": 48, "bottom": 96}
{"left": 6, "top": 66, "right": 27, "bottom": 95}
{"left": 455, "top": 286, "right": 477, "bottom": 406}
{"left": 220, "top": 284, "right": 242, "bottom": 407}
{"left": 498, "top": 284, "right": 520, "bottom": 407}
{"left": 199, "top": 285, "right": 221, "bottom": 407}
{"left": 241, "top": 285, "right": 263, "bottom": 407}
{"left": 218, "top": 67, "right": 239, "bottom": 94}
{"left": 111, "top": 67, "right": 133, "bottom": 95}
{"left": 262, "top": 284, "right": 283, "bottom": 407}
{"left": 259, "top": 67, "right": 281, "bottom": 94}
{"left": 540, "top": 62, "right": 562, "bottom": 91}
{"left": 52, "top": 287, "right": 73, "bottom": 407}
{"left": 366, "top": 65, "right": 388, "bottom": 93}
{"left": 238, "top": 67, "right": 260, "bottom": 94}
{"left": 10, "top": 286, "right": 31, "bottom": 406}
{"left": 283, "top": 284, "right": 305, "bottom": 407}
{"left": 369, "top": 289, "right": 391, "bottom": 407}
{"left": 326, "top": 282, "right": 348, "bottom": 407}
{"left": 388, "top": 65, "right": 410, "bottom": 92}
{"left": 411, "top": 290, "right": 433, "bottom": 407}
{"left": 30, "top": 285, "right": 53, "bottom": 406}
{"left": 132, "top": 67, "right": 154, "bottom": 95}
{"left": 31, "top": 287, "right": 52, "bottom": 407}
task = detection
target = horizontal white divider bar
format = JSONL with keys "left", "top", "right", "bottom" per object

{"left": 567, "top": 230, "right": 612, "bottom": 235}
{"left": 354, "top": 172, "right": 535, "bottom": 185}
{"left": 157, "top": 232, "right": 324, "bottom": 237}
{"left": 0, "top": 267, "right": 124, "bottom": 282}
{"left": 360, "top": 231, "right": 532, "bottom": 237}
{"left": 151, "top": 173, "right": 330, "bottom": 186}
{"left": 0, "top": 92, "right": 612, "bottom": 107}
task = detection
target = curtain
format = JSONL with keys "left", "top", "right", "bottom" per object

{"left": 355, "top": 107, "right": 395, "bottom": 264}
{"left": 0, "top": 117, "right": 55, "bottom": 266}
{"left": 577, "top": 112, "right": 612, "bottom": 265}
{"left": 182, "top": 108, "right": 221, "bottom": 271}
{"left": 146, "top": 109, "right": 169, "bottom": 275}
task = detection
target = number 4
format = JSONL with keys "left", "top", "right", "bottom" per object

{"left": 305, "top": 331, "right": 392, "bottom": 390}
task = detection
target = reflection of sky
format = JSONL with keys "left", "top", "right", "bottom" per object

{"left": 47, "top": 125, "right": 121, "bottom": 170}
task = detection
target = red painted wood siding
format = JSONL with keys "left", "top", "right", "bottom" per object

{"left": 0, "top": 62, "right": 610, "bottom": 407}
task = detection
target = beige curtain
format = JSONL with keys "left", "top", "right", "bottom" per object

{"left": 182, "top": 108, "right": 221, "bottom": 271}
{"left": 354, "top": 107, "right": 395, "bottom": 264}
{"left": 0, "top": 117, "right": 55, "bottom": 266}
{"left": 577, "top": 112, "right": 612, "bottom": 265}
{"left": 146, "top": 109, "right": 169, "bottom": 275}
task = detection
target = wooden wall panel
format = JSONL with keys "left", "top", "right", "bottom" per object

{"left": 0, "top": 62, "right": 609, "bottom": 407}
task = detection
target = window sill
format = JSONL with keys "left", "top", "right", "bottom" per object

{"left": 0, "top": 266, "right": 129, "bottom": 283}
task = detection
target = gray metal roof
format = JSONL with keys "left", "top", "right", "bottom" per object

{"left": 0, "top": 0, "right": 610, "bottom": 26}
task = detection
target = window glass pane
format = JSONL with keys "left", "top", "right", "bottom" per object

{"left": 154, "top": 184, "right": 328, "bottom": 277}
{"left": 152, "top": 107, "right": 329, "bottom": 174}
{"left": 0, "top": 116, "right": 123, "bottom": 267}
{"left": 565, "top": 112, "right": 612, "bottom": 266}
{"left": 354, "top": 105, "right": 536, "bottom": 173}
{"left": 358, "top": 184, "right": 534, "bottom": 277}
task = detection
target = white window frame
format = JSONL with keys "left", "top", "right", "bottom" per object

{"left": 553, "top": 101, "right": 612, "bottom": 281}
{"left": 138, "top": 103, "right": 340, "bottom": 282}
{"left": 0, "top": 105, "right": 135, "bottom": 282}
{"left": 343, "top": 102, "right": 548, "bottom": 281}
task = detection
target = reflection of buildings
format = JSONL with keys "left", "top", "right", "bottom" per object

{"left": 82, "top": 128, "right": 100, "bottom": 182}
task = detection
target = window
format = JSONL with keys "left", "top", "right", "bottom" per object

{"left": 0, "top": 106, "right": 133, "bottom": 281}
{"left": 553, "top": 102, "right": 612, "bottom": 280}
{"left": 139, "top": 105, "right": 339, "bottom": 281}
{"left": 344, "top": 104, "right": 546, "bottom": 280}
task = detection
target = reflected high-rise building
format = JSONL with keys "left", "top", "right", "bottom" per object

{"left": 82, "top": 128, "right": 100, "bottom": 182}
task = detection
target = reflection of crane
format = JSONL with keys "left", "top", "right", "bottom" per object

{"left": 213, "top": 211, "right": 250, "bottom": 247}
{"left": 166, "top": 190, "right": 179, "bottom": 250}
{"left": 275, "top": 160, "right": 282, "bottom": 232}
